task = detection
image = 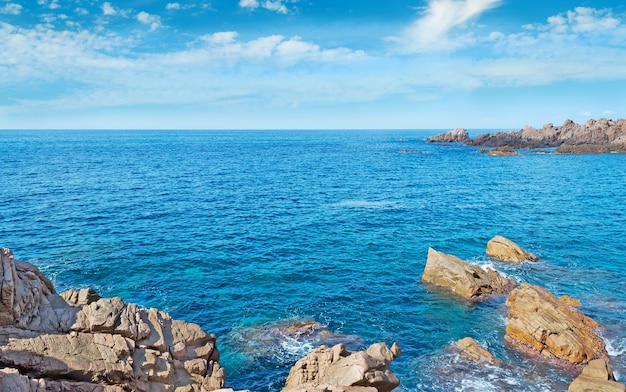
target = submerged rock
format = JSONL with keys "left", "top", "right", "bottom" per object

{"left": 421, "top": 248, "right": 517, "bottom": 300}
{"left": 228, "top": 319, "right": 362, "bottom": 362}
{"left": 505, "top": 283, "right": 607, "bottom": 365}
{"left": 486, "top": 146, "right": 519, "bottom": 156}
{"left": 486, "top": 236, "right": 538, "bottom": 262}
{"left": 455, "top": 337, "right": 503, "bottom": 366}
{"left": 282, "top": 342, "right": 401, "bottom": 392}
{"left": 428, "top": 128, "right": 470, "bottom": 143}
{"left": 0, "top": 247, "right": 224, "bottom": 392}
{"left": 568, "top": 359, "right": 626, "bottom": 392}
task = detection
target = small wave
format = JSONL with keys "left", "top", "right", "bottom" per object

{"left": 331, "top": 200, "right": 401, "bottom": 209}
{"left": 603, "top": 336, "right": 626, "bottom": 356}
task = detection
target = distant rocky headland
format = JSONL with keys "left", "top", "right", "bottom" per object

{"left": 428, "top": 118, "right": 626, "bottom": 154}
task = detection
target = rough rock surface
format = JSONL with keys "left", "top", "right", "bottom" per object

{"left": 568, "top": 359, "right": 626, "bottom": 392}
{"left": 486, "top": 236, "right": 538, "bottom": 263}
{"left": 428, "top": 128, "right": 470, "bottom": 143}
{"left": 470, "top": 118, "right": 626, "bottom": 149}
{"left": 455, "top": 337, "right": 503, "bottom": 366}
{"left": 505, "top": 283, "right": 607, "bottom": 365}
{"left": 0, "top": 247, "right": 224, "bottom": 392}
{"left": 282, "top": 342, "right": 401, "bottom": 392}
{"left": 422, "top": 248, "right": 517, "bottom": 300}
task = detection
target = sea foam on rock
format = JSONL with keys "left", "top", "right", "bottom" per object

{"left": 0, "top": 247, "right": 224, "bottom": 392}
{"left": 422, "top": 247, "right": 517, "bottom": 300}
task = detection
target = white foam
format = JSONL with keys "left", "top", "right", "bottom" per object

{"left": 331, "top": 200, "right": 400, "bottom": 209}
{"left": 603, "top": 336, "right": 626, "bottom": 356}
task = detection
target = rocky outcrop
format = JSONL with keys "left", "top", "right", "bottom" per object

{"left": 0, "top": 248, "right": 224, "bottom": 392}
{"left": 568, "top": 359, "right": 626, "bottom": 392}
{"left": 486, "top": 236, "right": 538, "bottom": 263}
{"left": 282, "top": 342, "right": 401, "bottom": 392}
{"left": 470, "top": 118, "right": 626, "bottom": 149}
{"left": 428, "top": 128, "right": 470, "bottom": 143}
{"left": 422, "top": 248, "right": 517, "bottom": 300}
{"left": 505, "top": 284, "right": 607, "bottom": 365}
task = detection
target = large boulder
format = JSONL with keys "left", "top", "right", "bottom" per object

{"left": 422, "top": 248, "right": 517, "bottom": 300}
{"left": 486, "top": 236, "right": 538, "bottom": 263}
{"left": 0, "top": 248, "right": 224, "bottom": 392}
{"left": 428, "top": 128, "right": 470, "bottom": 143}
{"left": 282, "top": 342, "right": 401, "bottom": 392}
{"left": 568, "top": 359, "right": 626, "bottom": 392}
{"left": 505, "top": 284, "right": 607, "bottom": 365}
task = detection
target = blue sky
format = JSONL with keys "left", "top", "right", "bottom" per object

{"left": 1, "top": 0, "right": 625, "bottom": 129}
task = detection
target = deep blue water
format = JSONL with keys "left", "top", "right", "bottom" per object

{"left": 1, "top": 130, "right": 625, "bottom": 391}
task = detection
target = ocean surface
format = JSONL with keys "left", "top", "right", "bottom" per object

{"left": 1, "top": 129, "right": 625, "bottom": 391}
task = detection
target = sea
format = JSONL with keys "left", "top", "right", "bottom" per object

{"left": 1, "top": 129, "right": 625, "bottom": 391}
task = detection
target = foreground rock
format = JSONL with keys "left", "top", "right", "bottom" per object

{"left": 505, "top": 283, "right": 607, "bottom": 365}
{"left": 486, "top": 236, "right": 538, "bottom": 262}
{"left": 0, "top": 248, "right": 224, "bottom": 391}
{"left": 428, "top": 128, "right": 470, "bottom": 143}
{"left": 470, "top": 118, "right": 626, "bottom": 149}
{"left": 282, "top": 342, "right": 401, "bottom": 392}
{"left": 422, "top": 248, "right": 517, "bottom": 300}
{"left": 568, "top": 359, "right": 626, "bottom": 392}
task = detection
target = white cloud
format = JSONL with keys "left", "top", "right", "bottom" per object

{"left": 546, "top": 7, "right": 619, "bottom": 33}
{"left": 239, "top": 0, "right": 259, "bottom": 10}
{"left": 391, "top": 0, "right": 502, "bottom": 52}
{"left": 137, "top": 11, "right": 162, "bottom": 31}
{"left": 49, "top": 0, "right": 60, "bottom": 10}
{"left": 102, "top": 2, "right": 117, "bottom": 16}
{"left": 0, "top": 3, "right": 23, "bottom": 15}
{"left": 76, "top": 7, "right": 89, "bottom": 15}
{"left": 239, "top": 0, "right": 296, "bottom": 14}
{"left": 263, "top": 1, "right": 288, "bottom": 14}
{"left": 166, "top": 3, "right": 181, "bottom": 10}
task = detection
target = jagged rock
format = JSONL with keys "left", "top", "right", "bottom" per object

{"left": 486, "top": 236, "right": 538, "bottom": 262}
{"left": 282, "top": 342, "right": 401, "bottom": 392}
{"left": 422, "top": 248, "right": 517, "bottom": 300}
{"left": 61, "top": 287, "right": 102, "bottom": 306}
{"left": 428, "top": 128, "right": 470, "bottom": 143}
{"left": 470, "top": 118, "right": 626, "bottom": 149}
{"left": 505, "top": 284, "right": 607, "bottom": 365}
{"left": 0, "top": 248, "right": 225, "bottom": 392}
{"left": 455, "top": 337, "right": 503, "bottom": 366}
{"left": 568, "top": 359, "right": 626, "bottom": 392}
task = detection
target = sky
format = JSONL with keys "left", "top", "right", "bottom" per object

{"left": 1, "top": 0, "right": 625, "bottom": 129}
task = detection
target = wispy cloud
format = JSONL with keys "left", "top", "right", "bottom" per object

{"left": 101, "top": 2, "right": 117, "bottom": 16}
{"left": 0, "top": 3, "right": 22, "bottom": 15}
{"left": 390, "top": 0, "right": 502, "bottom": 53}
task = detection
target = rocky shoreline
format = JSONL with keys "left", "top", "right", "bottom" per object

{"left": 2, "top": 241, "right": 625, "bottom": 391}
{"left": 428, "top": 118, "right": 626, "bottom": 154}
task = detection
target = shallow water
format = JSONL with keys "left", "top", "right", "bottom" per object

{"left": 1, "top": 130, "right": 625, "bottom": 391}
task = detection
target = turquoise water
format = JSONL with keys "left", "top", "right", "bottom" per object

{"left": 1, "top": 130, "right": 625, "bottom": 391}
